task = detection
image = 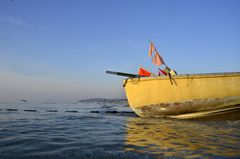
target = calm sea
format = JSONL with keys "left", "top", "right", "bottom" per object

{"left": 0, "top": 100, "right": 240, "bottom": 159}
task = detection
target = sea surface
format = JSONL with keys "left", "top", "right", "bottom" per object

{"left": 0, "top": 100, "right": 240, "bottom": 159}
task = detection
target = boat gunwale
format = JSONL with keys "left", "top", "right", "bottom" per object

{"left": 123, "top": 72, "right": 240, "bottom": 82}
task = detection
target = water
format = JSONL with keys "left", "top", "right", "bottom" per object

{"left": 0, "top": 100, "right": 240, "bottom": 159}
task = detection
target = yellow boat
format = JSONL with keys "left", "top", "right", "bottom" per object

{"left": 123, "top": 72, "right": 240, "bottom": 119}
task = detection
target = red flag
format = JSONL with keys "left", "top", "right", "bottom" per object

{"left": 152, "top": 51, "right": 165, "bottom": 66}
{"left": 138, "top": 67, "right": 152, "bottom": 77}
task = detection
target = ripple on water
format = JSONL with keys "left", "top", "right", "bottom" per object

{"left": 0, "top": 102, "right": 240, "bottom": 159}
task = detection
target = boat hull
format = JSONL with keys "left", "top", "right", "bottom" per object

{"left": 123, "top": 72, "right": 240, "bottom": 119}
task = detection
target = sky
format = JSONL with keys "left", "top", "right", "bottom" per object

{"left": 0, "top": 0, "right": 239, "bottom": 102}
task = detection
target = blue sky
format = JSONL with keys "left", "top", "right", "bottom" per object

{"left": 0, "top": 0, "right": 239, "bottom": 101}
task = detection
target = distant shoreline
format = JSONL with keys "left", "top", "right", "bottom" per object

{"left": 0, "top": 98, "right": 128, "bottom": 104}
{"left": 77, "top": 98, "right": 127, "bottom": 103}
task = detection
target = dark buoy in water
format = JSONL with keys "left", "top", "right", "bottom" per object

{"left": 106, "top": 110, "right": 118, "bottom": 114}
{"left": 20, "top": 99, "right": 27, "bottom": 102}
{"left": 90, "top": 111, "right": 100, "bottom": 113}
{"left": 6, "top": 109, "right": 18, "bottom": 111}
{"left": 65, "top": 110, "right": 78, "bottom": 113}
{"left": 46, "top": 110, "right": 58, "bottom": 112}
{"left": 24, "top": 109, "right": 37, "bottom": 112}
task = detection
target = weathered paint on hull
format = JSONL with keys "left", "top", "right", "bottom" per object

{"left": 123, "top": 72, "right": 240, "bottom": 119}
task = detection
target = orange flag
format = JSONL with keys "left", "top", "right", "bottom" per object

{"left": 148, "top": 42, "right": 156, "bottom": 57}
{"left": 152, "top": 51, "right": 165, "bottom": 66}
{"left": 138, "top": 67, "right": 152, "bottom": 77}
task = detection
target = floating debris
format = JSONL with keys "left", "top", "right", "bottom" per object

{"left": 2, "top": 108, "right": 135, "bottom": 116}
{"left": 24, "top": 109, "right": 37, "bottom": 112}
{"left": 106, "top": 110, "right": 118, "bottom": 114}
{"left": 46, "top": 110, "right": 58, "bottom": 112}
{"left": 20, "top": 99, "right": 27, "bottom": 102}
{"left": 65, "top": 110, "right": 78, "bottom": 113}
{"left": 90, "top": 110, "right": 135, "bottom": 116}
{"left": 117, "top": 111, "right": 136, "bottom": 116}
{"left": 90, "top": 111, "right": 100, "bottom": 113}
{"left": 6, "top": 109, "right": 18, "bottom": 111}
{"left": 105, "top": 111, "right": 136, "bottom": 116}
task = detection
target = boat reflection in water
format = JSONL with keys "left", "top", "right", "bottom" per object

{"left": 125, "top": 116, "right": 240, "bottom": 158}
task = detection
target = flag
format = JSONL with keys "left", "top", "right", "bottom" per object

{"left": 152, "top": 51, "right": 165, "bottom": 66}
{"left": 158, "top": 68, "right": 167, "bottom": 76}
{"left": 138, "top": 67, "right": 152, "bottom": 77}
{"left": 148, "top": 42, "right": 156, "bottom": 57}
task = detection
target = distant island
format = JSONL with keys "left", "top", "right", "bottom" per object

{"left": 77, "top": 98, "right": 127, "bottom": 103}
{"left": 11, "top": 98, "right": 128, "bottom": 104}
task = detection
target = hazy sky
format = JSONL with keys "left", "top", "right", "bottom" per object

{"left": 0, "top": 0, "right": 239, "bottom": 102}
